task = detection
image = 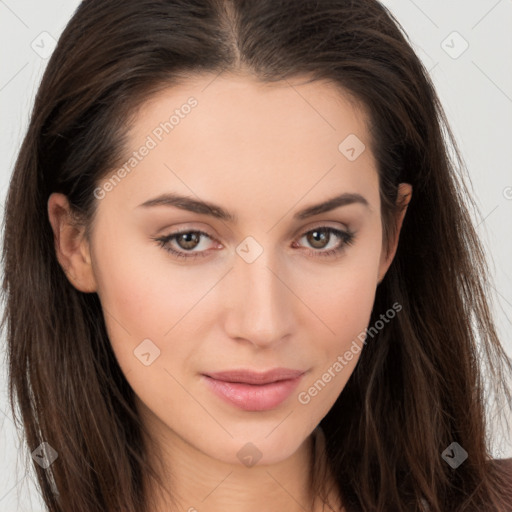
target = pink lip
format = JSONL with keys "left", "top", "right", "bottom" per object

{"left": 202, "top": 368, "right": 306, "bottom": 411}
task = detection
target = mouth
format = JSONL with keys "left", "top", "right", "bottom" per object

{"left": 201, "top": 368, "right": 306, "bottom": 411}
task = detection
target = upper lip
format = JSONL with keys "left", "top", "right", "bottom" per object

{"left": 204, "top": 368, "right": 305, "bottom": 385}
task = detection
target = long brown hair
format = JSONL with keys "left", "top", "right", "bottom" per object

{"left": 2, "top": 1, "right": 511, "bottom": 510}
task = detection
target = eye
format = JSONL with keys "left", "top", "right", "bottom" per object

{"left": 152, "top": 226, "right": 356, "bottom": 260}
{"left": 153, "top": 229, "right": 217, "bottom": 260}
{"left": 294, "top": 226, "right": 356, "bottom": 258}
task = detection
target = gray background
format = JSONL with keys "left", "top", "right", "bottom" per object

{"left": 1, "top": 0, "right": 511, "bottom": 509}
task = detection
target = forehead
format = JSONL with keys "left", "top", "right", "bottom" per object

{"left": 132, "top": 72, "right": 371, "bottom": 148}
{"left": 98, "top": 73, "right": 379, "bottom": 219}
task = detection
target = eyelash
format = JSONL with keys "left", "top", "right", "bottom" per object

{"left": 152, "top": 226, "right": 356, "bottom": 261}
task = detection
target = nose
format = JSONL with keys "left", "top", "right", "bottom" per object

{"left": 222, "top": 246, "right": 296, "bottom": 348}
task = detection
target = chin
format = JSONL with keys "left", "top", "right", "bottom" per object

{"left": 207, "top": 422, "right": 315, "bottom": 467}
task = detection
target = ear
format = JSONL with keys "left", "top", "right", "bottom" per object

{"left": 47, "top": 193, "right": 97, "bottom": 293}
{"left": 377, "top": 183, "right": 412, "bottom": 285}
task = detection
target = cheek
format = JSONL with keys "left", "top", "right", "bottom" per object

{"left": 293, "top": 229, "right": 381, "bottom": 407}
{"left": 294, "top": 282, "right": 374, "bottom": 416}
{"left": 301, "top": 225, "right": 381, "bottom": 344}
{"left": 90, "top": 229, "right": 198, "bottom": 370}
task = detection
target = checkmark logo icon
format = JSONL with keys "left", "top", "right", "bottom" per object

{"left": 442, "top": 442, "right": 468, "bottom": 468}
{"left": 30, "top": 31, "right": 57, "bottom": 59}
{"left": 441, "top": 31, "right": 469, "bottom": 59}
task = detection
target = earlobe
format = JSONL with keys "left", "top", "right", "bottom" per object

{"left": 47, "top": 193, "right": 97, "bottom": 293}
{"left": 377, "top": 183, "right": 413, "bottom": 284}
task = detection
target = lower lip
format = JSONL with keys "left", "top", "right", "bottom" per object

{"left": 202, "top": 374, "right": 304, "bottom": 411}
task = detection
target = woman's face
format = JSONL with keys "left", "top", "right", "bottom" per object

{"left": 50, "top": 73, "right": 410, "bottom": 466}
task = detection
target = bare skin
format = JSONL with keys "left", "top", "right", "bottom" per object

{"left": 48, "top": 72, "right": 412, "bottom": 512}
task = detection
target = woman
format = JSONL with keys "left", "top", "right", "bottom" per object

{"left": 1, "top": 0, "right": 511, "bottom": 511}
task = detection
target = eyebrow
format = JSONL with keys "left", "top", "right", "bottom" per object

{"left": 137, "top": 191, "right": 370, "bottom": 222}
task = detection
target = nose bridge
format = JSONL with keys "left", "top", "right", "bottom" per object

{"left": 224, "top": 239, "right": 294, "bottom": 346}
